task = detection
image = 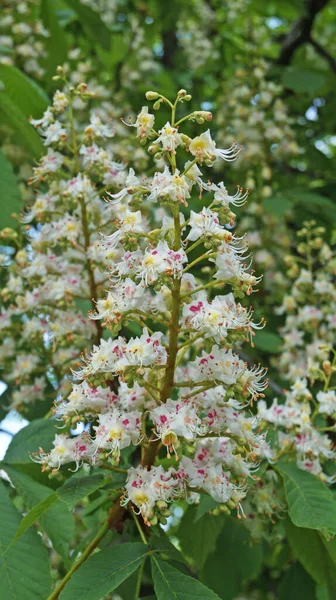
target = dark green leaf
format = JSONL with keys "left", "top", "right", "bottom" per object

{"left": 177, "top": 507, "right": 223, "bottom": 570}
{"left": 5, "top": 467, "right": 74, "bottom": 564}
{"left": 0, "top": 151, "right": 22, "bottom": 228}
{"left": 13, "top": 493, "right": 57, "bottom": 544}
{"left": 283, "top": 67, "right": 326, "bottom": 93}
{"left": 279, "top": 562, "right": 316, "bottom": 600}
{"left": 64, "top": 0, "right": 111, "bottom": 50}
{"left": 285, "top": 519, "right": 336, "bottom": 597}
{"left": 151, "top": 556, "right": 220, "bottom": 599}
{"left": 202, "top": 517, "right": 263, "bottom": 600}
{"left": 0, "top": 478, "right": 51, "bottom": 599}
{"left": 59, "top": 543, "right": 148, "bottom": 600}
{"left": 41, "top": 0, "right": 68, "bottom": 81}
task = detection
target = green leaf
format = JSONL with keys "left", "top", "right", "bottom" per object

{"left": 0, "top": 91, "right": 44, "bottom": 158}
{"left": 177, "top": 507, "right": 223, "bottom": 570}
{"left": 0, "top": 64, "right": 49, "bottom": 118}
{"left": 202, "top": 517, "right": 263, "bottom": 600}
{"left": 57, "top": 473, "right": 106, "bottom": 508}
{"left": 0, "top": 479, "right": 51, "bottom": 599}
{"left": 150, "top": 530, "right": 185, "bottom": 564}
{"left": 277, "top": 461, "right": 336, "bottom": 538}
{"left": 262, "top": 194, "right": 293, "bottom": 217}
{"left": 285, "top": 519, "right": 336, "bottom": 597}
{"left": 64, "top": 0, "right": 111, "bottom": 51}
{"left": 151, "top": 556, "right": 220, "bottom": 599}
{"left": 59, "top": 543, "right": 148, "bottom": 600}
{"left": 279, "top": 562, "right": 316, "bottom": 600}
{"left": 283, "top": 67, "right": 326, "bottom": 93}
{"left": 194, "top": 495, "right": 219, "bottom": 521}
{"left": 0, "top": 150, "right": 22, "bottom": 227}
{"left": 41, "top": 0, "right": 68, "bottom": 81}
{"left": 13, "top": 493, "right": 57, "bottom": 544}
{"left": 4, "top": 418, "right": 56, "bottom": 465}
{"left": 5, "top": 467, "right": 74, "bottom": 564}
{"left": 254, "top": 331, "right": 283, "bottom": 353}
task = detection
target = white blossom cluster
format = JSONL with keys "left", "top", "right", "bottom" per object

{"left": 0, "top": 78, "right": 135, "bottom": 413}
{"left": 36, "top": 89, "right": 271, "bottom": 525}
{"left": 0, "top": 0, "right": 49, "bottom": 78}
{"left": 257, "top": 222, "right": 336, "bottom": 482}
{"left": 276, "top": 223, "right": 336, "bottom": 384}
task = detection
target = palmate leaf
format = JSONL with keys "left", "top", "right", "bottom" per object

{"left": 151, "top": 556, "right": 221, "bottom": 600}
{"left": 277, "top": 461, "right": 336, "bottom": 539}
{"left": 59, "top": 543, "right": 148, "bottom": 599}
{"left": 0, "top": 479, "right": 51, "bottom": 600}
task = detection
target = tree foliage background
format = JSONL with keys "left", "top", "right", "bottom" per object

{"left": 0, "top": 1, "right": 336, "bottom": 599}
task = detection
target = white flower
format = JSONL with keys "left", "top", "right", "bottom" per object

{"left": 93, "top": 410, "right": 142, "bottom": 460}
{"left": 156, "top": 122, "right": 182, "bottom": 152}
{"left": 53, "top": 91, "right": 69, "bottom": 112}
{"left": 317, "top": 390, "right": 336, "bottom": 416}
{"left": 189, "top": 130, "right": 241, "bottom": 162}
{"left": 43, "top": 121, "right": 67, "bottom": 146}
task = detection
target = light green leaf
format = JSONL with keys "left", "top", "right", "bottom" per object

{"left": 59, "top": 543, "right": 148, "bottom": 600}
{"left": 0, "top": 91, "right": 44, "bottom": 158}
{"left": 177, "top": 507, "right": 223, "bottom": 569}
{"left": 151, "top": 556, "right": 220, "bottom": 599}
{"left": 283, "top": 67, "right": 326, "bottom": 93}
{"left": 194, "top": 495, "right": 219, "bottom": 521}
{"left": 5, "top": 467, "right": 74, "bottom": 564}
{"left": 202, "top": 517, "right": 263, "bottom": 600}
{"left": 4, "top": 418, "right": 56, "bottom": 465}
{"left": 0, "top": 479, "right": 51, "bottom": 599}
{"left": 0, "top": 150, "right": 22, "bottom": 227}
{"left": 0, "top": 64, "right": 49, "bottom": 118}
{"left": 254, "top": 331, "right": 283, "bottom": 353}
{"left": 277, "top": 461, "right": 336, "bottom": 539}
{"left": 57, "top": 473, "right": 106, "bottom": 508}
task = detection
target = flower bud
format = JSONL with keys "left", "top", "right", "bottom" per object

{"left": 145, "top": 91, "right": 160, "bottom": 100}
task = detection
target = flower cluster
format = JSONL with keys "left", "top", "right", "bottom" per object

{"left": 276, "top": 222, "right": 336, "bottom": 383}
{"left": 35, "top": 89, "right": 271, "bottom": 526}
{"left": 0, "top": 76, "right": 135, "bottom": 414}
{"left": 0, "top": 0, "right": 49, "bottom": 78}
{"left": 258, "top": 222, "right": 336, "bottom": 481}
